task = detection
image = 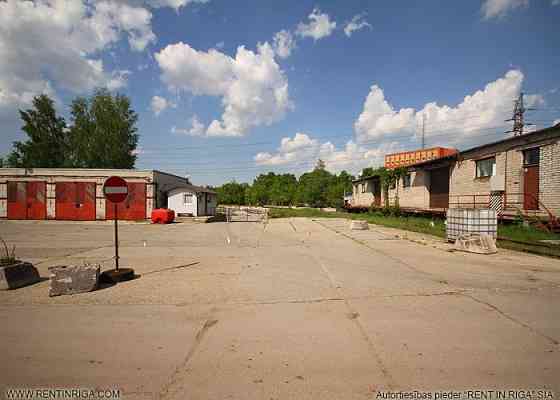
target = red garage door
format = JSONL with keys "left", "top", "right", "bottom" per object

{"left": 56, "top": 182, "right": 96, "bottom": 220}
{"left": 7, "top": 181, "right": 46, "bottom": 220}
{"left": 105, "top": 182, "right": 146, "bottom": 220}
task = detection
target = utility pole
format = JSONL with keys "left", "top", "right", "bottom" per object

{"left": 421, "top": 113, "right": 426, "bottom": 149}
{"left": 505, "top": 92, "right": 534, "bottom": 136}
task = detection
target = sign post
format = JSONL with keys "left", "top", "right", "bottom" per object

{"left": 101, "top": 176, "right": 134, "bottom": 283}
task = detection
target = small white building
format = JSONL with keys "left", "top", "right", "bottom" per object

{"left": 167, "top": 183, "right": 217, "bottom": 217}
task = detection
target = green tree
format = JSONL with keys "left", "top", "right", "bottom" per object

{"left": 295, "top": 163, "right": 334, "bottom": 207}
{"left": 361, "top": 167, "right": 375, "bottom": 178}
{"left": 69, "top": 89, "right": 139, "bottom": 168}
{"left": 325, "top": 170, "right": 354, "bottom": 208}
{"left": 216, "top": 181, "right": 247, "bottom": 205}
{"left": 0, "top": 157, "right": 4, "bottom": 167}
{"left": 7, "top": 94, "right": 69, "bottom": 168}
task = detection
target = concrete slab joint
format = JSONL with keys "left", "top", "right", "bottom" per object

{"left": 0, "top": 262, "right": 41, "bottom": 290}
{"left": 48, "top": 264, "right": 100, "bottom": 297}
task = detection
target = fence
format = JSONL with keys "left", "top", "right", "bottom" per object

{"left": 216, "top": 205, "right": 269, "bottom": 223}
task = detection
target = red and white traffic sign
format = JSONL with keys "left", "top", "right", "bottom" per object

{"left": 103, "top": 176, "right": 128, "bottom": 203}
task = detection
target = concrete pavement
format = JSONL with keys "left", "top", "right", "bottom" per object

{"left": 0, "top": 218, "right": 559, "bottom": 399}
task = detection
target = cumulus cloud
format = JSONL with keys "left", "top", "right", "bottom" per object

{"left": 273, "top": 30, "right": 296, "bottom": 59}
{"left": 481, "top": 0, "right": 529, "bottom": 19}
{"left": 344, "top": 14, "right": 371, "bottom": 37}
{"left": 0, "top": 0, "right": 178, "bottom": 118}
{"left": 354, "top": 70, "right": 542, "bottom": 146}
{"left": 143, "top": 0, "right": 209, "bottom": 9}
{"left": 150, "top": 95, "right": 175, "bottom": 115}
{"left": 156, "top": 41, "right": 292, "bottom": 137}
{"left": 171, "top": 115, "right": 205, "bottom": 136}
{"left": 254, "top": 132, "right": 400, "bottom": 174}
{"left": 296, "top": 8, "right": 337, "bottom": 41}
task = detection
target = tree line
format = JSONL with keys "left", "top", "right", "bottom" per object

{"left": 216, "top": 160, "right": 355, "bottom": 209}
{"left": 1, "top": 90, "right": 138, "bottom": 169}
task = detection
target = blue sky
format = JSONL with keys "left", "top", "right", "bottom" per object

{"left": 1, "top": 0, "right": 559, "bottom": 186}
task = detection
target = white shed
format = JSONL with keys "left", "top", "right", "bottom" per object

{"left": 167, "top": 184, "right": 217, "bottom": 217}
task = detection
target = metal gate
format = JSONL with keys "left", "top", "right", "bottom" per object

{"left": 55, "top": 182, "right": 96, "bottom": 220}
{"left": 7, "top": 181, "right": 46, "bottom": 220}
{"left": 105, "top": 182, "right": 146, "bottom": 220}
{"left": 218, "top": 206, "right": 268, "bottom": 222}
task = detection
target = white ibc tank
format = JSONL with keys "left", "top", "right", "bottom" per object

{"left": 446, "top": 208, "right": 497, "bottom": 242}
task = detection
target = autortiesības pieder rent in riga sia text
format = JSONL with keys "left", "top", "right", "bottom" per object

{"left": 375, "top": 390, "right": 555, "bottom": 400}
{"left": 4, "top": 388, "right": 121, "bottom": 400}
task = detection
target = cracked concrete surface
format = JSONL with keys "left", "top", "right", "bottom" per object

{"left": 0, "top": 217, "right": 559, "bottom": 399}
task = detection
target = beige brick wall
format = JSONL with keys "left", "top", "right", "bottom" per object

{"left": 504, "top": 149, "right": 524, "bottom": 208}
{"left": 388, "top": 171, "right": 430, "bottom": 209}
{"left": 450, "top": 145, "right": 560, "bottom": 214}
{"left": 351, "top": 180, "right": 376, "bottom": 207}
{"left": 540, "top": 142, "right": 560, "bottom": 214}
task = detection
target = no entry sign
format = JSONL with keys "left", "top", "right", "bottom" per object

{"left": 103, "top": 176, "right": 128, "bottom": 203}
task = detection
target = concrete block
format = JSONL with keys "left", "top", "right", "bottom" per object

{"left": 48, "top": 264, "right": 100, "bottom": 297}
{"left": 0, "top": 262, "right": 41, "bottom": 290}
{"left": 350, "top": 220, "right": 369, "bottom": 230}
{"left": 453, "top": 233, "right": 497, "bottom": 255}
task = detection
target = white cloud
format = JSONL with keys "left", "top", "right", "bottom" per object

{"left": 553, "top": 0, "right": 560, "bottom": 5}
{"left": 144, "top": 0, "right": 209, "bottom": 9}
{"left": 354, "top": 70, "right": 541, "bottom": 146}
{"left": 553, "top": 119, "right": 560, "bottom": 126}
{"left": 150, "top": 95, "right": 175, "bottom": 116}
{"left": 296, "top": 8, "right": 337, "bottom": 41}
{"left": 524, "top": 93, "right": 545, "bottom": 107}
{"left": 254, "top": 132, "right": 400, "bottom": 174}
{"left": 171, "top": 115, "right": 205, "bottom": 136}
{"left": 156, "top": 41, "right": 292, "bottom": 137}
{"left": 0, "top": 0, "right": 180, "bottom": 118}
{"left": 344, "top": 14, "right": 371, "bottom": 37}
{"left": 272, "top": 30, "right": 296, "bottom": 59}
{"left": 93, "top": 1, "right": 156, "bottom": 51}
{"left": 481, "top": 0, "right": 529, "bottom": 19}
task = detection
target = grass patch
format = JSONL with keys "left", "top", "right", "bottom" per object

{"left": 268, "top": 207, "right": 560, "bottom": 258}
{"left": 498, "top": 223, "right": 560, "bottom": 243}
{"left": 268, "top": 207, "right": 445, "bottom": 237}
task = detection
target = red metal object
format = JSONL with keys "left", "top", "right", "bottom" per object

{"left": 103, "top": 176, "right": 128, "bottom": 203}
{"left": 105, "top": 182, "right": 146, "bottom": 220}
{"left": 151, "top": 208, "right": 175, "bottom": 224}
{"left": 56, "top": 182, "right": 96, "bottom": 220}
{"left": 385, "top": 147, "right": 458, "bottom": 169}
{"left": 26, "top": 182, "right": 46, "bottom": 220}
{"left": 7, "top": 182, "right": 27, "bottom": 219}
{"left": 7, "top": 181, "right": 46, "bottom": 220}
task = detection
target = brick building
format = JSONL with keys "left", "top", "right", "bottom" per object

{"left": 0, "top": 168, "right": 191, "bottom": 221}
{"left": 349, "top": 124, "right": 560, "bottom": 217}
{"left": 448, "top": 125, "right": 560, "bottom": 217}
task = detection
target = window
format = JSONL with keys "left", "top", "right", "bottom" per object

{"left": 403, "top": 173, "right": 412, "bottom": 188}
{"left": 183, "top": 193, "right": 193, "bottom": 204}
{"left": 523, "top": 148, "right": 540, "bottom": 166}
{"left": 475, "top": 157, "right": 496, "bottom": 178}
{"left": 361, "top": 182, "right": 366, "bottom": 193}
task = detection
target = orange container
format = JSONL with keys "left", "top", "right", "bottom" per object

{"left": 151, "top": 208, "right": 175, "bottom": 224}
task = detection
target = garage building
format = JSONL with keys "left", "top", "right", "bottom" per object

{"left": 0, "top": 168, "right": 192, "bottom": 221}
